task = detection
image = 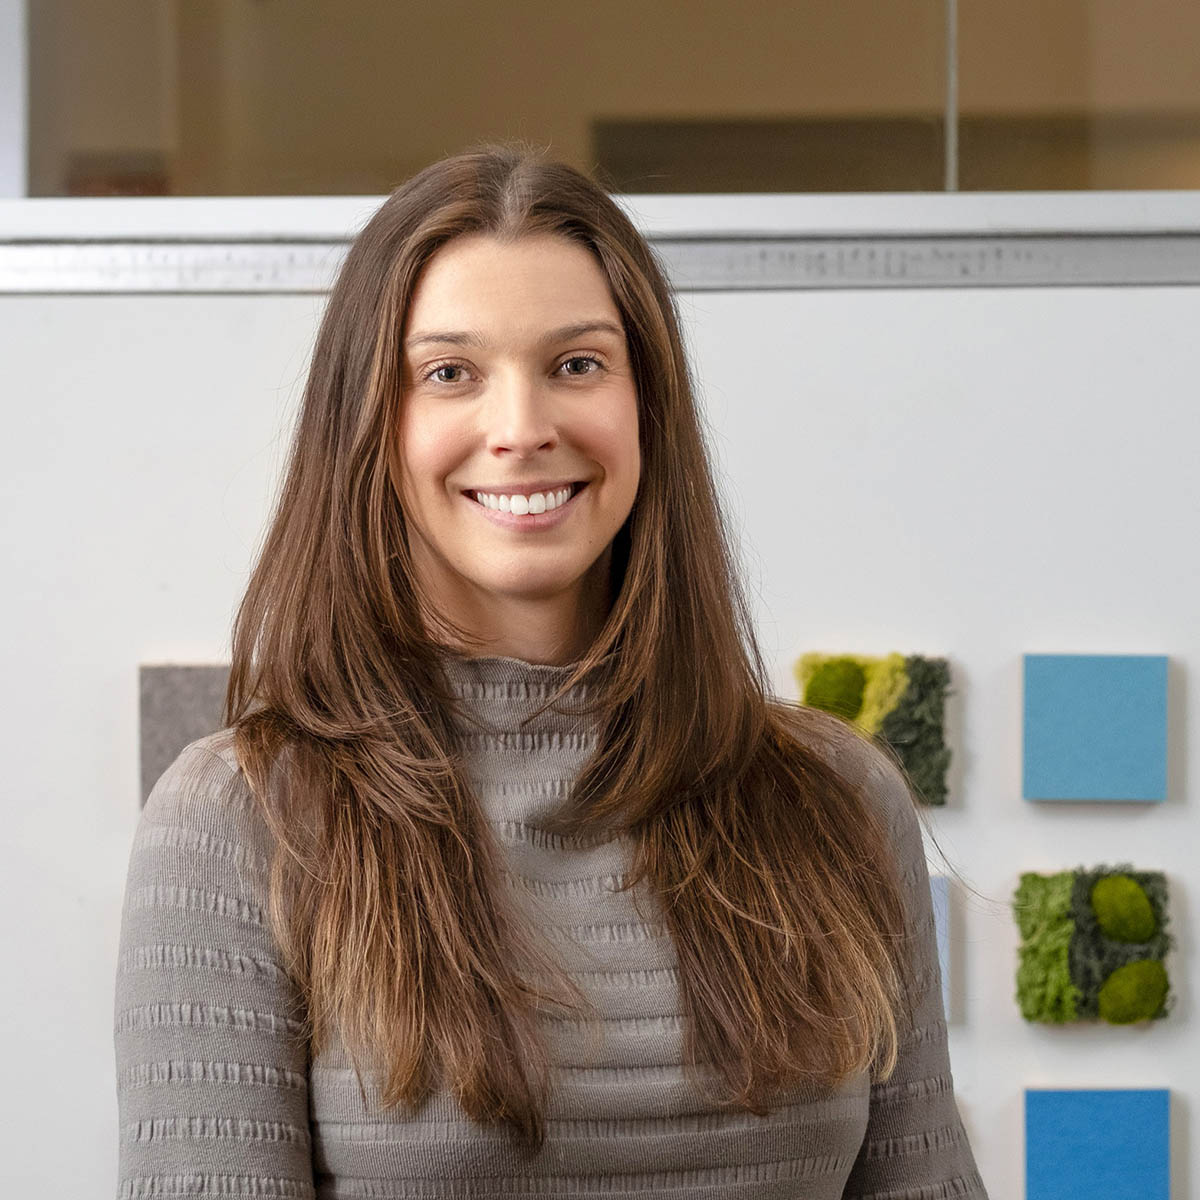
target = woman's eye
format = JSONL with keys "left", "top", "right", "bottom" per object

{"left": 428, "top": 363, "right": 466, "bottom": 384}
{"left": 560, "top": 355, "right": 602, "bottom": 376}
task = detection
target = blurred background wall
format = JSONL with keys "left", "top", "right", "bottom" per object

{"left": 20, "top": 0, "right": 1200, "bottom": 197}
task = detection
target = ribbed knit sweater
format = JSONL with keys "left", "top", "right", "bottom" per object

{"left": 114, "top": 652, "right": 987, "bottom": 1198}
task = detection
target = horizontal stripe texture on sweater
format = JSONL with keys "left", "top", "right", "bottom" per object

{"left": 114, "top": 652, "right": 987, "bottom": 1198}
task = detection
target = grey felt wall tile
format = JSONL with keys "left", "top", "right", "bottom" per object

{"left": 138, "top": 663, "right": 230, "bottom": 807}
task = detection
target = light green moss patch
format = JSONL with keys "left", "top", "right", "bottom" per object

{"left": 1014, "top": 871, "right": 1082, "bottom": 1023}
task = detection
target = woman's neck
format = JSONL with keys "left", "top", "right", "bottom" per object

{"left": 411, "top": 544, "right": 615, "bottom": 667}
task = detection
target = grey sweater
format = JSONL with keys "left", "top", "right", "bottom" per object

{"left": 114, "top": 652, "right": 987, "bottom": 1198}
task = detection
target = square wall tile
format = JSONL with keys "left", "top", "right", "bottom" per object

{"left": 1026, "top": 1087, "right": 1169, "bottom": 1200}
{"left": 139, "top": 663, "right": 231, "bottom": 806}
{"left": 1023, "top": 654, "right": 1168, "bottom": 801}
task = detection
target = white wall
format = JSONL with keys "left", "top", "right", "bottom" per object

{"left": 3, "top": 196, "right": 1198, "bottom": 1195}
{"left": 684, "top": 281, "right": 1200, "bottom": 1194}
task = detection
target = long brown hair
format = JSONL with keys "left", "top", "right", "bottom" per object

{"left": 225, "top": 139, "right": 916, "bottom": 1150}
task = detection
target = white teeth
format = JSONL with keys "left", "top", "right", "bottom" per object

{"left": 472, "top": 486, "right": 574, "bottom": 514}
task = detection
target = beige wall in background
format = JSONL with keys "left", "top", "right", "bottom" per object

{"left": 26, "top": 0, "right": 175, "bottom": 193}
{"left": 24, "top": 0, "right": 1200, "bottom": 195}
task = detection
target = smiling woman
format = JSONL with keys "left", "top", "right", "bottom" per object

{"left": 113, "top": 141, "right": 988, "bottom": 1199}
{"left": 394, "top": 233, "right": 641, "bottom": 666}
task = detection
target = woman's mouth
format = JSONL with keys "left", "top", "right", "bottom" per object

{"left": 461, "top": 481, "right": 588, "bottom": 529}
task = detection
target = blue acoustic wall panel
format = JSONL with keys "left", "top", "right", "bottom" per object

{"left": 1022, "top": 654, "right": 1168, "bottom": 801}
{"left": 1025, "top": 1088, "right": 1169, "bottom": 1200}
{"left": 929, "top": 873, "right": 952, "bottom": 1022}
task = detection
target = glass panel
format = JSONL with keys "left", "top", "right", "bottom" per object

{"left": 958, "top": 1, "right": 1200, "bottom": 189}
{"left": 25, "top": 0, "right": 947, "bottom": 197}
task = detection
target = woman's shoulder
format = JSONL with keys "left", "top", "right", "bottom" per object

{"left": 768, "top": 698, "right": 920, "bottom": 844}
{"left": 141, "top": 726, "right": 266, "bottom": 842}
{"left": 148, "top": 725, "right": 242, "bottom": 794}
{"left": 190, "top": 724, "right": 242, "bottom": 770}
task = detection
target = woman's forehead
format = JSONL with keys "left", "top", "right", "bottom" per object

{"left": 404, "top": 236, "right": 622, "bottom": 346}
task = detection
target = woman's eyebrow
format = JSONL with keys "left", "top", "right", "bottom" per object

{"left": 404, "top": 319, "right": 624, "bottom": 351}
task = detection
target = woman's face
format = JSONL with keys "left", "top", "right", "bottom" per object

{"left": 395, "top": 232, "right": 641, "bottom": 658}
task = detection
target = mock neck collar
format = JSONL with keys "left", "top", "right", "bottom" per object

{"left": 436, "top": 650, "right": 610, "bottom": 740}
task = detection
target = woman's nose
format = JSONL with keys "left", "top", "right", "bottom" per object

{"left": 483, "top": 371, "right": 559, "bottom": 454}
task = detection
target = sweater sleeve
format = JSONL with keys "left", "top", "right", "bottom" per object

{"left": 113, "top": 736, "right": 316, "bottom": 1198}
{"left": 835, "top": 730, "right": 988, "bottom": 1200}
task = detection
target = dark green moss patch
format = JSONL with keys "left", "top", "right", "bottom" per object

{"left": 1069, "top": 865, "right": 1170, "bottom": 1022}
{"left": 877, "top": 655, "right": 951, "bottom": 807}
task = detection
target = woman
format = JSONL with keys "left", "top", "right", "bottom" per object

{"left": 114, "top": 143, "right": 987, "bottom": 1197}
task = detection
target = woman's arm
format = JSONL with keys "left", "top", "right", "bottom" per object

{"left": 839, "top": 740, "right": 988, "bottom": 1200}
{"left": 113, "top": 737, "right": 316, "bottom": 1197}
